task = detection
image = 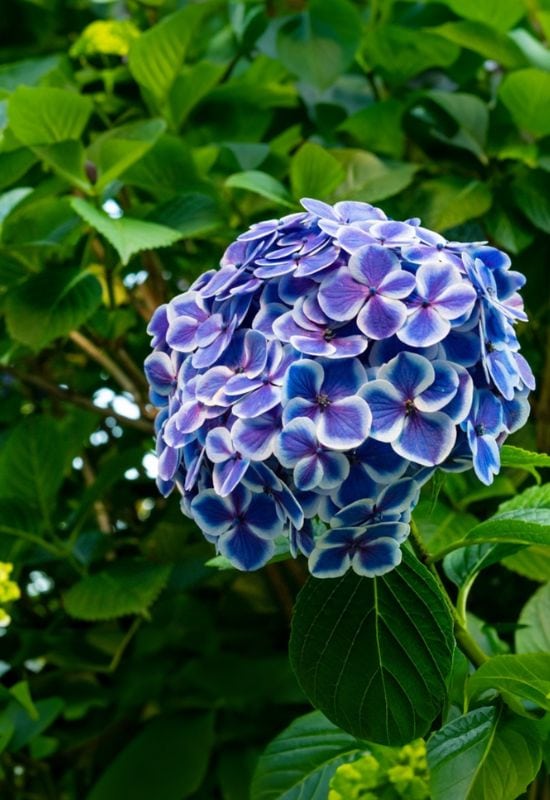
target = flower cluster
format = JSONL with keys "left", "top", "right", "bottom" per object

{"left": 0, "top": 562, "right": 20, "bottom": 628}
{"left": 145, "top": 198, "right": 533, "bottom": 577}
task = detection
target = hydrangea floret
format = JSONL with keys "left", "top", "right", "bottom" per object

{"left": 144, "top": 198, "right": 533, "bottom": 577}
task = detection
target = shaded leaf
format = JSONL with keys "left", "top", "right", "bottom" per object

{"left": 87, "top": 713, "right": 214, "bottom": 800}
{"left": 468, "top": 653, "right": 550, "bottom": 711}
{"left": 8, "top": 86, "right": 92, "bottom": 145}
{"left": 251, "top": 710, "right": 364, "bottom": 800}
{"left": 227, "top": 170, "right": 294, "bottom": 207}
{"left": 63, "top": 560, "right": 172, "bottom": 620}
{"left": 499, "top": 69, "right": 550, "bottom": 139}
{"left": 5, "top": 266, "right": 102, "bottom": 349}
{"left": 290, "top": 143, "right": 345, "bottom": 200}
{"left": 289, "top": 548, "right": 454, "bottom": 745}
{"left": 88, "top": 118, "right": 166, "bottom": 190}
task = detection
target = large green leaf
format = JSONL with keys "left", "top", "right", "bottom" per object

{"left": 0, "top": 54, "right": 66, "bottom": 94}
{"left": 338, "top": 100, "right": 405, "bottom": 159}
{"left": 64, "top": 560, "right": 172, "bottom": 621}
{"left": 71, "top": 198, "right": 181, "bottom": 265}
{"left": 289, "top": 548, "right": 454, "bottom": 745}
{"left": 460, "top": 509, "right": 550, "bottom": 549}
{"left": 250, "top": 711, "right": 364, "bottom": 800}
{"left": 169, "top": 61, "right": 226, "bottom": 128}
{"left": 516, "top": 584, "right": 550, "bottom": 654}
{"left": 499, "top": 69, "right": 550, "bottom": 139}
{"left": 499, "top": 484, "right": 550, "bottom": 581}
{"left": 332, "top": 150, "right": 417, "bottom": 203}
{"left": 431, "top": 21, "right": 527, "bottom": 68}
{"left": 468, "top": 654, "right": 550, "bottom": 711}
{"left": 128, "top": 6, "right": 205, "bottom": 107}
{"left": 226, "top": 170, "right": 294, "bottom": 208}
{"left": 512, "top": 171, "right": 550, "bottom": 234}
{"left": 0, "top": 417, "right": 66, "bottom": 516}
{"left": 3, "top": 698, "right": 65, "bottom": 752}
{"left": 8, "top": 86, "right": 92, "bottom": 145}
{"left": 87, "top": 118, "right": 166, "bottom": 190}
{"left": 87, "top": 713, "right": 214, "bottom": 800}
{"left": 435, "top": 0, "right": 526, "bottom": 32}
{"left": 428, "top": 706, "right": 542, "bottom": 800}
{"left": 290, "top": 143, "right": 345, "bottom": 201}
{"left": 5, "top": 265, "right": 102, "bottom": 349}
{"left": 276, "top": 0, "right": 361, "bottom": 90}
{"left": 443, "top": 542, "right": 523, "bottom": 588}
{"left": 426, "top": 91, "right": 488, "bottom": 162}
{"left": 416, "top": 177, "right": 492, "bottom": 231}
{"left": 364, "top": 25, "right": 459, "bottom": 83}
{"left": 147, "top": 192, "right": 222, "bottom": 238}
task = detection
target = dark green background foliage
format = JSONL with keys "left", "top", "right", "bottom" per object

{"left": 0, "top": 0, "right": 549, "bottom": 797}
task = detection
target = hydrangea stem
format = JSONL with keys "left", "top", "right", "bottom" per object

{"left": 409, "top": 520, "right": 488, "bottom": 667}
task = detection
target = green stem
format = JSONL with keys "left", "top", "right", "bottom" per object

{"left": 410, "top": 520, "right": 488, "bottom": 668}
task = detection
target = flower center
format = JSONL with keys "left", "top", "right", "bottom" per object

{"left": 475, "top": 423, "right": 486, "bottom": 436}
{"left": 316, "top": 393, "right": 331, "bottom": 410}
{"left": 421, "top": 300, "right": 430, "bottom": 309}
{"left": 323, "top": 328, "right": 335, "bottom": 341}
{"left": 405, "top": 399, "right": 416, "bottom": 416}
{"left": 369, "top": 287, "right": 377, "bottom": 296}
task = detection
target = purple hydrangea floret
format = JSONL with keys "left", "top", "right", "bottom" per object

{"left": 145, "top": 198, "right": 533, "bottom": 577}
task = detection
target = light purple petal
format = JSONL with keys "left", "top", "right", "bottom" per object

{"left": 290, "top": 335, "right": 336, "bottom": 357}
{"left": 213, "top": 457, "right": 250, "bottom": 496}
{"left": 205, "top": 426, "right": 234, "bottom": 462}
{"left": 328, "top": 335, "right": 368, "bottom": 358}
{"left": 232, "top": 414, "right": 279, "bottom": 461}
{"left": 360, "top": 380, "right": 405, "bottom": 442}
{"left": 397, "top": 306, "right": 451, "bottom": 348}
{"left": 378, "top": 352, "right": 434, "bottom": 399}
{"left": 282, "top": 397, "right": 319, "bottom": 425}
{"left": 378, "top": 269, "right": 416, "bottom": 299}
{"left": 276, "top": 417, "right": 317, "bottom": 465}
{"left": 415, "top": 361, "right": 458, "bottom": 412}
{"left": 357, "top": 295, "right": 407, "bottom": 340}
{"left": 434, "top": 283, "right": 477, "bottom": 320}
{"left": 338, "top": 226, "right": 377, "bottom": 253}
{"left": 348, "top": 244, "right": 400, "bottom": 287}
{"left": 196, "top": 366, "right": 233, "bottom": 405}
{"left": 317, "top": 268, "right": 367, "bottom": 321}
{"left": 320, "top": 357, "right": 366, "bottom": 399}
{"left": 472, "top": 435, "right": 500, "bottom": 486}
{"left": 317, "top": 397, "right": 372, "bottom": 449}
{"left": 166, "top": 315, "right": 200, "bottom": 352}
{"left": 318, "top": 452, "right": 350, "bottom": 490}
{"left": 233, "top": 382, "right": 280, "bottom": 418}
{"left": 294, "top": 245, "right": 340, "bottom": 277}
{"left": 294, "top": 454, "right": 324, "bottom": 491}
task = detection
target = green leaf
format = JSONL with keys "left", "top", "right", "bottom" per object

{"left": 338, "top": 100, "right": 405, "bottom": 159}
{"left": 431, "top": 21, "right": 527, "bottom": 68}
{"left": 5, "top": 266, "right": 102, "bottom": 349}
{"left": 122, "top": 134, "right": 199, "bottom": 195}
{"left": 416, "top": 177, "right": 492, "bottom": 231}
{"left": 147, "top": 192, "right": 222, "bottom": 238}
{"left": 468, "top": 653, "right": 550, "bottom": 711}
{"left": 434, "top": 0, "right": 526, "bottom": 32}
{"left": 3, "top": 698, "right": 64, "bottom": 752}
{"left": 512, "top": 171, "right": 550, "bottom": 234}
{"left": 71, "top": 198, "right": 181, "bottom": 265}
{"left": 333, "top": 150, "right": 417, "bottom": 203}
{"left": 250, "top": 711, "right": 364, "bottom": 800}
{"left": 428, "top": 706, "right": 542, "bottom": 800}
{"left": 169, "top": 61, "right": 225, "bottom": 128}
{"left": 459, "top": 508, "right": 550, "bottom": 550}
{"left": 88, "top": 118, "right": 166, "bottom": 190}
{"left": 63, "top": 560, "right": 172, "bottom": 620}
{"left": 516, "top": 584, "right": 550, "bottom": 654}
{"left": 426, "top": 91, "right": 489, "bottom": 162}
{"left": 289, "top": 548, "right": 454, "bottom": 745}
{"left": 499, "top": 484, "right": 550, "bottom": 581}
{"left": 484, "top": 205, "right": 534, "bottom": 254}
{"left": 226, "top": 170, "right": 294, "bottom": 208}
{"left": 290, "top": 143, "right": 345, "bottom": 200}
{"left": 443, "top": 542, "right": 524, "bottom": 588}
{"left": 87, "top": 713, "right": 214, "bottom": 800}
{"left": 0, "top": 55, "right": 66, "bottom": 94}
{"left": 413, "top": 498, "right": 479, "bottom": 554}
{"left": 364, "top": 25, "right": 459, "bottom": 83}
{"left": 499, "top": 69, "right": 550, "bottom": 139}
{"left": 276, "top": 0, "right": 362, "bottom": 90}
{"left": 128, "top": 6, "right": 205, "bottom": 107}
{"left": 500, "top": 444, "right": 550, "bottom": 469}
{"left": 8, "top": 86, "right": 92, "bottom": 145}
{"left": 0, "top": 418, "right": 66, "bottom": 515}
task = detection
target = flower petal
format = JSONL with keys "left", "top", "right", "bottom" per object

{"left": 205, "top": 426, "right": 234, "bottom": 462}
{"left": 191, "top": 490, "right": 235, "bottom": 536}
{"left": 351, "top": 537, "right": 402, "bottom": 577}
{"left": 233, "top": 383, "right": 280, "bottom": 418}
{"left": 282, "top": 359, "right": 324, "bottom": 403}
{"left": 394, "top": 410, "right": 456, "bottom": 466}
{"left": 317, "top": 267, "right": 367, "bottom": 321}
{"left": 397, "top": 306, "right": 450, "bottom": 348}
{"left": 218, "top": 526, "right": 275, "bottom": 570}
{"left": 357, "top": 295, "right": 407, "bottom": 340}
{"left": 360, "top": 380, "right": 404, "bottom": 442}
{"left": 308, "top": 545, "right": 351, "bottom": 578}
{"left": 276, "top": 417, "right": 317, "bottom": 465}
{"left": 348, "top": 244, "right": 400, "bottom": 287}
{"left": 317, "top": 396, "right": 372, "bottom": 449}
{"left": 378, "top": 352, "right": 435, "bottom": 399}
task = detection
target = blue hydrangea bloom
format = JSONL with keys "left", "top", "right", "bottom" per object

{"left": 145, "top": 198, "right": 534, "bottom": 576}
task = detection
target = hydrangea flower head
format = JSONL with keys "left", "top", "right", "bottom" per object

{"left": 145, "top": 198, "right": 533, "bottom": 577}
